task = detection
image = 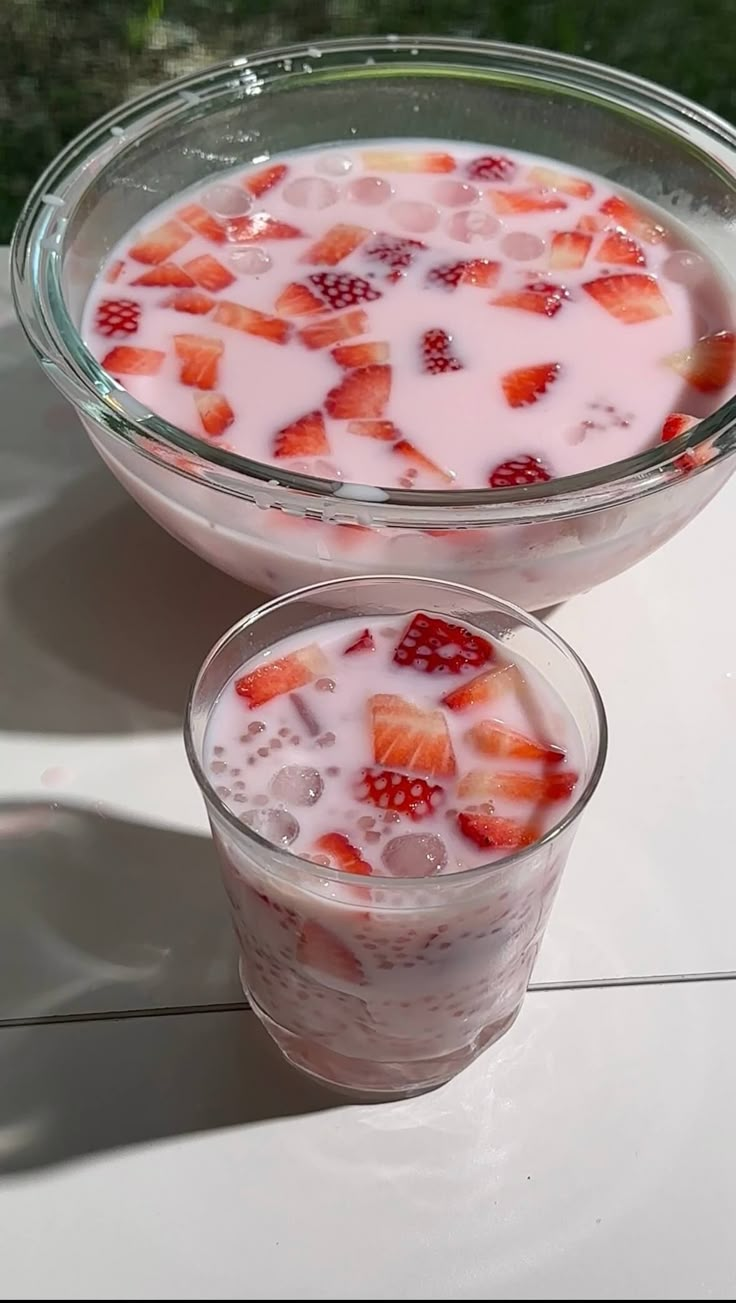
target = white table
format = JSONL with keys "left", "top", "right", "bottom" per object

{"left": 1, "top": 249, "right": 734, "bottom": 1298}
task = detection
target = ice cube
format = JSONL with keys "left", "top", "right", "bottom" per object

{"left": 241, "top": 806, "right": 299, "bottom": 847}
{"left": 381, "top": 833, "right": 448, "bottom": 878}
{"left": 270, "top": 765, "right": 324, "bottom": 807}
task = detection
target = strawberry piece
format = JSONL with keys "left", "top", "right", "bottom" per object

{"left": 393, "top": 440, "right": 453, "bottom": 483}
{"left": 347, "top": 420, "right": 400, "bottom": 441}
{"left": 577, "top": 213, "right": 609, "bottom": 235}
{"left": 275, "top": 282, "right": 328, "bottom": 316}
{"left": 421, "top": 328, "right": 463, "bottom": 374}
{"left": 105, "top": 259, "right": 124, "bottom": 283}
{"left": 299, "top": 309, "right": 368, "bottom": 350}
{"left": 526, "top": 166, "right": 594, "bottom": 199}
{"left": 194, "top": 391, "right": 235, "bottom": 438}
{"left": 492, "top": 281, "right": 568, "bottom": 317}
{"left": 129, "top": 220, "right": 191, "bottom": 264}
{"left": 174, "top": 333, "right": 223, "bottom": 390}
{"left": 599, "top": 195, "right": 666, "bottom": 244}
{"left": 226, "top": 213, "right": 303, "bottom": 242}
{"left": 488, "top": 455, "right": 553, "bottom": 488}
{"left": 94, "top": 299, "right": 141, "bottom": 338}
{"left": 466, "top": 154, "right": 517, "bottom": 183}
{"left": 360, "top": 149, "right": 456, "bottom": 173}
{"left": 596, "top": 230, "right": 647, "bottom": 267}
{"left": 662, "top": 330, "right": 736, "bottom": 393}
{"left": 442, "top": 663, "right": 521, "bottom": 712}
{"left": 296, "top": 920, "right": 365, "bottom": 984}
{"left": 356, "top": 769, "right": 445, "bottom": 821}
{"left": 213, "top": 299, "right": 291, "bottom": 344}
{"left": 582, "top": 273, "right": 670, "bottom": 323}
{"left": 426, "top": 261, "right": 470, "bottom": 290}
{"left": 166, "top": 289, "right": 215, "bottom": 315}
{"left": 549, "top": 231, "right": 592, "bottom": 270}
{"left": 325, "top": 365, "right": 391, "bottom": 419}
{"left": 393, "top": 612, "right": 493, "bottom": 677}
{"left": 303, "top": 223, "right": 370, "bottom": 266}
{"left": 501, "top": 363, "right": 561, "bottom": 408}
{"left": 132, "top": 262, "right": 195, "bottom": 288}
{"left": 235, "top": 643, "right": 328, "bottom": 707}
{"left": 177, "top": 203, "right": 227, "bottom": 244}
{"left": 466, "top": 720, "right": 566, "bottom": 763}
{"left": 315, "top": 832, "right": 372, "bottom": 876}
{"left": 243, "top": 163, "right": 288, "bottom": 198}
{"left": 273, "top": 410, "right": 329, "bottom": 459}
{"left": 660, "top": 412, "right": 708, "bottom": 473}
{"left": 343, "top": 627, "right": 375, "bottom": 655}
{"left": 307, "top": 271, "right": 381, "bottom": 310}
{"left": 102, "top": 345, "right": 164, "bottom": 376}
{"left": 457, "top": 811, "right": 536, "bottom": 851}
{"left": 369, "top": 693, "right": 456, "bottom": 776}
{"left": 489, "top": 189, "right": 568, "bottom": 215}
{"left": 363, "top": 232, "right": 427, "bottom": 280}
{"left": 183, "top": 254, "right": 235, "bottom": 292}
{"left": 457, "top": 769, "right": 578, "bottom": 802}
{"left": 332, "top": 341, "right": 390, "bottom": 368}
{"left": 460, "top": 259, "right": 501, "bottom": 288}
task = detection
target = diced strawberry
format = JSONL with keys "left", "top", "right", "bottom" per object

{"left": 466, "top": 154, "right": 517, "bottom": 183}
{"left": 457, "top": 769, "right": 578, "bottom": 802}
{"left": 102, "top": 345, "right": 165, "bottom": 376}
{"left": 298, "top": 309, "right": 368, "bottom": 350}
{"left": 347, "top": 420, "right": 400, "bottom": 441}
{"left": 363, "top": 232, "right": 427, "bottom": 280}
{"left": 356, "top": 768, "right": 445, "bottom": 821}
{"left": 492, "top": 281, "right": 568, "bottom": 317}
{"left": 662, "top": 330, "right": 736, "bottom": 393}
{"left": 460, "top": 259, "right": 501, "bottom": 288}
{"left": 315, "top": 832, "right": 372, "bottom": 875}
{"left": 489, "top": 189, "right": 568, "bottom": 215}
{"left": 129, "top": 220, "right": 192, "bottom": 264}
{"left": 488, "top": 455, "right": 553, "bottom": 488}
{"left": 183, "top": 254, "right": 236, "bottom": 292}
{"left": 660, "top": 412, "right": 707, "bottom": 473}
{"left": 360, "top": 150, "right": 456, "bottom": 173}
{"left": 549, "top": 231, "right": 592, "bottom": 270}
{"left": 343, "top": 627, "right": 376, "bottom": 655}
{"left": 421, "top": 328, "right": 463, "bottom": 374}
{"left": 526, "top": 166, "right": 594, "bottom": 199}
{"left": 457, "top": 811, "right": 536, "bottom": 851}
{"left": 307, "top": 271, "right": 381, "bottom": 310}
{"left": 332, "top": 341, "right": 390, "bottom": 368}
{"left": 94, "top": 299, "right": 141, "bottom": 338}
{"left": 275, "top": 282, "right": 328, "bottom": 316}
{"left": 177, "top": 203, "right": 228, "bottom": 244}
{"left": 582, "top": 273, "right": 671, "bottom": 323}
{"left": 442, "top": 663, "right": 521, "bottom": 712}
{"left": 466, "top": 720, "right": 566, "bottom": 763}
{"left": 273, "top": 410, "right": 329, "bottom": 459}
{"left": 596, "top": 230, "right": 647, "bottom": 267}
{"left": 226, "top": 213, "right": 303, "bottom": 242}
{"left": 302, "top": 223, "right": 371, "bottom": 266}
{"left": 393, "top": 440, "right": 453, "bottom": 483}
{"left": 296, "top": 920, "right": 365, "bottom": 984}
{"left": 576, "top": 213, "right": 609, "bottom": 235}
{"left": 325, "top": 365, "right": 391, "bottom": 419}
{"left": 166, "top": 289, "right": 215, "bottom": 315}
{"left": 501, "top": 363, "right": 561, "bottom": 408}
{"left": 194, "top": 392, "right": 235, "bottom": 438}
{"left": 393, "top": 612, "right": 494, "bottom": 677}
{"left": 243, "top": 163, "right": 288, "bottom": 198}
{"left": 599, "top": 195, "right": 666, "bottom": 244}
{"left": 213, "top": 299, "right": 291, "bottom": 344}
{"left": 174, "top": 333, "right": 223, "bottom": 390}
{"left": 105, "top": 259, "right": 124, "bottom": 283}
{"left": 235, "top": 643, "right": 328, "bottom": 707}
{"left": 132, "top": 262, "right": 196, "bottom": 288}
{"left": 369, "top": 693, "right": 456, "bottom": 776}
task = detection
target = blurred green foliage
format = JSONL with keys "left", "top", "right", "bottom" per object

{"left": 2, "top": 0, "right": 733, "bottom": 241}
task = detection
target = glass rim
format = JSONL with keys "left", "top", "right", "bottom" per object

{"left": 10, "top": 35, "right": 736, "bottom": 526}
{"left": 184, "top": 574, "right": 608, "bottom": 889}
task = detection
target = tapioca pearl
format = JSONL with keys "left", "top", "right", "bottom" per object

{"left": 432, "top": 179, "right": 479, "bottom": 208}
{"left": 317, "top": 152, "right": 353, "bottom": 176}
{"left": 501, "top": 231, "right": 546, "bottom": 261}
{"left": 257, "top": 746, "right": 270, "bottom": 758}
{"left": 202, "top": 183, "right": 253, "bottom": 217}
{"left": 347, "top": 175, "right": 393, "bottom": 205}
{"left": 214, "top": 745, "right": 226, "bottom": 757}
{"left": 249, "top": 721, "right": 266, "bottom": 735}
{"left": 446, "top": 208, "right": 500, "bottom": 243}
{"left": 390, "top": 200, "right": 440, "bottom": 234}
{"left": 283, "top": 176, "right": 340, "bottom": 209}
{"left": 216, "top": 785, "right": 231, "bottom": 798}
{"left": 661, "top": 249, "right": 710, "bottom": 285}
{"left": 228, "top": 245, "right": 273, "bottom": 275}
{"left": 211, "top": 759, "right": 227, "bottom": 774}
{"left": 315, "top": 677, "right": 336, "bottom": 692}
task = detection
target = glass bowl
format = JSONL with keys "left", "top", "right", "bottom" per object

{"left": 11, "top": 36, "right": 736, "bottom": 610}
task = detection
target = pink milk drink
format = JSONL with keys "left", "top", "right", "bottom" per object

{"left": 186, "top": 577, "right": 607, "bottom": 1096}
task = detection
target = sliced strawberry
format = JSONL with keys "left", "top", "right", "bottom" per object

{"left": 363, "top": 232, "right": 427, "bottom": 280}
{"left": 166, "top": 288, "right": 215, "bottom": 315}
{"left": 662, "top": 330, "right": 736, "bottom": 392}
{"left": 369, "top": 693, "right": 456, "bottom": 776}
{"left": 596, "top": 230, "right": 647, "bottom": 267}
{"left": 426, "top": 261, "right": 469, "bottom": 290}
{"left": 129, "top": 220, "right": 192, "bottom": 264}
{"left": 549, "top": 231, "right": 592, "bottom": 270}
{"left": 489, "top": 189, "right": 568, "bottom": 215}
{"left": 226, "top": 213, "right": 303, "bottom": 242}
{"left": 177, "top": 203, "right": 228, "bottom": 244}
{"left": 361, "top": 149, "right": 456, "bottom": 173}
{"left": 347, "top": 420, "right": 400, "bottom": 441}
{"left": 105, "top": 259, "right": 125, "bottom": 284}
{"left": 243, "top": 162, "right": 288, "bottom": 198}
{"left": 94, "top": 299, "right": 141, "bottom": 338}
{"left": 132, "top": 262, "right": 195, "bottom": 288}
{"left": 325, "top": 365, "right": 391, "bottom": 419}
{"left": 302, "top": 223, "right": 370, "bottom": 266}
{"left": 457, "top": 811, "right": 536, "bottom": 851}
{"left": 492, "top": 281, "right": 568, "bottom": 317}
{"left": 526, "top": 166, "right": 594, "bottom": 199}
{"left": 393, "top": 613, "right": 493, "bottom": 677}
{"left": 194, "top": 391, "right": 235, "bottom": 438}
{"left": 332, "top": 341, "right": 390, "bottom": 368}
{"left": 102, "top": 345, "right": 165, "bottom": 376}
{"left": 466, "top": 154, "right": 517, "bottom": 183}
{"left": 343, "top": 627, "right": 376, "bottom": 655}
{"left": 460, "top": 258, "right": 501, "bottom": 288}
{"left": 307, "top": 271, "right": 381, "bottom": 310}
{"left": 577, "top": 213, "right": 609, "bottom": 235}
{"left": 235, "top": 643, "right": 328, "bottom": 707}
{"left": 174, "top": 333, "right": 223, "bottom": 390}
{"left": 599, "top": 195, "right": 666, "bottom": 244}
{"left": 660, "top": 412, "right": 707, "bottom": 472}
{"left": 183, "top": 254, "right": 236, "bottom": 292}
{"left": 356, "top": 768, "right": 445, "bottom": 822}
{"left": 457, "top": 769, "right": 578, "bottom": 802}
{"left": 299, "top": 309, "right": 368, "bottom": 350}
{"left": 466, "top": 720, "right": 566, "bottom": 763}
{"left": 488, "top": 455, "right": 553, "bottom": 488}
{"left": 273, "top": 410, "right": 329, "bottom": 459}
{"left": 501, "top": 363, "right": 561, "bottom": 408}
{"left": 315, "top": 832, "right": 372, "bottom": 876}
{"left": 275, "top": 282, "right": 328, "bottom": 316}
{"left": 583, "top": 273, "right": 670, "bottom": 323}
{"left": 421, "top": 328, "right": 463, "bottom": 374}
{"left": 442, "top": 663, "right": 521, "bottom": 712}
{"left": 393, "top": 439, "right": 453, "bottom": 483}
{"left": 213, "top": 299, "right": 291, "bottom": 344}
{"left": 296, "top": 920, "right": 365, "bottom": 984}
